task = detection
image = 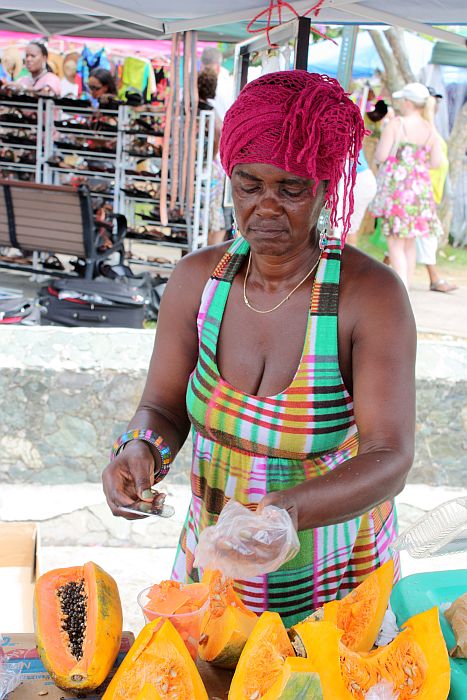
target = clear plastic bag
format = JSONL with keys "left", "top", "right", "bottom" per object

{"left": 391, "top": 497, "right": 467, "bottom": 558}
{"left": 194, "top": 500, "right": 300, "bottom": 579}
{"left": 0, "top": 636, "right": 22, "bottom": 700}
{"left": 365, "top": 680, "right": 399, "bottom": 699}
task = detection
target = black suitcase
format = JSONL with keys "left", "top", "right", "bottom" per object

{"left": 38, "top": 278, "right": 146, "bottom": 328}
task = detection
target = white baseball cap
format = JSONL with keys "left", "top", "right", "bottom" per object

{"left": 392, "top": 83, "right": 430, "bottom": 104}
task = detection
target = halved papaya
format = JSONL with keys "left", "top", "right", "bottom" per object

{"left": 102, "top": 617, "right": 208, "bottom": 699}
{"left": 34, "top": 561, "right": 122, "bottom": 693}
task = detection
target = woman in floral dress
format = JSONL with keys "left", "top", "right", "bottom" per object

{"left": 370, "top": 83, "right": 444, "bottom": 289}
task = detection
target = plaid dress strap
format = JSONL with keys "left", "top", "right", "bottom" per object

{"left": 187, "top": 236, "right": 356, "bottom": 459}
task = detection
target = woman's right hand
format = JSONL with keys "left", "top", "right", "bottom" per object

{"left": 102, "top": 440, "right": 162, "bottom": 519}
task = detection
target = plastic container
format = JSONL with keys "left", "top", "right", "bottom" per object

{"left": 137, "top": 584, "right": 209, "bottom": 660}
{"left": 391, "top": 496, "right": 467, "bottom": 558}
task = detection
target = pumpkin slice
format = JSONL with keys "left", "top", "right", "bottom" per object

{"left": 199, "top": 569, "right": 257, "bottom": 669}
{"left": 291, "top": 560, "right": 394, "bottom": 653}
{"left": 102, "top": 617, "right": 208, "bottom": 699}
{"left": 262, "top": 658, "right": 324, "bottom": 699}
{"left": 228, "top": 611, "right": 295, "bottom": 699}
{"left": 34, "top": 561, "right": 122, "bottom": 693}
{"left": 293, "top": 607, "right": 450, "bottom": 700}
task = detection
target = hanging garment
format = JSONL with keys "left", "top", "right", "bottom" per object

{"left": 119, "top": 56, "right": 155, "bottom": 102}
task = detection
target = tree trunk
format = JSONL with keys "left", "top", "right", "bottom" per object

{"left": 368, "top": 30, "right": 404, "bottom": 94}
{"left": 384, "top": 27, "right": 416, "bottom": 84}
{"left": 440, "top": 103, "right": 467, "bottom": 245}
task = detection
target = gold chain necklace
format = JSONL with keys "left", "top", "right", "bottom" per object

{"left": 243, "top": 250, "right": 322, "bottom": 314}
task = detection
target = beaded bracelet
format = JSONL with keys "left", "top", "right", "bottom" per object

{"left": 111, "top": 428, "right": 172, "bottom": 483}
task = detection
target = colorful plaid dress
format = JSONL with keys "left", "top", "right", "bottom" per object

{"left": 171, "top": 236, "right": 398, "bottom": 626}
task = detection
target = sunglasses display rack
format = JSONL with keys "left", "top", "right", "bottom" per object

{"left": 118, "top": 105, "right": 215, "bottom": 274}
{"left": 0, "top": 94, "right": 46, "bottom": 183}
{"left": 0, "top": 92, "right": 216, "bottom": 273}
{"left": 42, "top": 98, "right": 121, "bottom": 213}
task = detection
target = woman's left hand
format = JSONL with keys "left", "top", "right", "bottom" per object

{"left": 257, "top": 489, "right": 299, "bottom": 531}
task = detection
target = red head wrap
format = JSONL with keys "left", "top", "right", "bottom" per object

{"left": 219, "top": 70, "right": 366, "bottom": 244}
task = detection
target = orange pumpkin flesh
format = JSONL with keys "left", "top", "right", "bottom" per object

{"left": 228, "top": 611, "right": 295, "bottom": 699}
{"left": 34, "top": 562, "right": 122, "bottom": 692}
{"left": 136, "top": 683, "right": 163, "bottom": 699}
{"left": 323, "top": 560, "right": 395, "bottom": 652}
{"left": 199, "top": 569, "right": 257, "bottom": 668}
{"left": 294, "top": 607, "right": 450, "bottom": 700}
{"left": 102, "top": 617, "right": 208, "bottom": 700}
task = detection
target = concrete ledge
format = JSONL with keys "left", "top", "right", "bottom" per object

{"left": 0, "top": 326, "right": 465, "bottom": 487}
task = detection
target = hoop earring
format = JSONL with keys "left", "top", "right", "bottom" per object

{"left": 232, "top": 210, "right": 241, "bottom": 238}
{"left": 317, "top": 207, "right": 331, "bottom": 250}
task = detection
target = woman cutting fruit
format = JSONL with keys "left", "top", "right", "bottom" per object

{"left": 103, "top": 70, "right": 416, "bottom": 627}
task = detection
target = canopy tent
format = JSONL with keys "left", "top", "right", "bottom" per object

{"left": 0, "top": 1, "right": 466, "bottom": 44}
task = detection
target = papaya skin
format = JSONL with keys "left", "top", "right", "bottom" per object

{"left": 34, "top": 561, "right": 122, "bottom": 693}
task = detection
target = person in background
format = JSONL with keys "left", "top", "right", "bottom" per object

{"left": 369, "top": 82, "right": 443, "bottom": 290}
{"left": 87, "top": 68, "right": 117, "bottom": 105}
{"left": 198, "top": 67, "right": 226, "bottom": 245}
{"left": 14, "top": 42, "right": 61, "bottom": 96}
{"left": 200, "top": 47, "right": 234, "bottom": 120}
{"left": 103, "top": 70, "right": 415, "bottom": 626}
{"left": 415, "top": 88, "right": 457, "bottom": 293}
{"left": 61, "top": 54, "right": 79, "bottom": 98}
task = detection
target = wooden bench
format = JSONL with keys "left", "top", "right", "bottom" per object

{"left": 0, "top": 179, "right": 126, "bottom": 279}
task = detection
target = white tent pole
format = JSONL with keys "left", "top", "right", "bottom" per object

{"left": 339, "top": 3, "right": 466, "bottom": 46}
{"left": 55, "top": 0, "right": 164, "bottom": 33}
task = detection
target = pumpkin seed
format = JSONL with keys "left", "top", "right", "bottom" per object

{"left": 38, "top": 693, "right": 49, "bottom": 697}
{"left": 405, "top": 665, "right": 413, "bottom": 677}
{"left": 169, "top": 668, "right": 177, "bottom": 678}
{"left": 249, "top": 692, "right": 260, "bottom": 700}
{"left": 199, "top": 633, "right": 209, "bottom": 645}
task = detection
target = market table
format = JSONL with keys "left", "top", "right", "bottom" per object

{"left": 3, "top": 634, "right": 232, "bottom": 699}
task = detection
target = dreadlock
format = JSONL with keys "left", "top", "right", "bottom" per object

{"left": 219, "top": 70, "right": 366, "bottom": 244}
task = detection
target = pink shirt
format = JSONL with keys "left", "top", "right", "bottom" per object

{"left": 17, "top": 72, "right": 61, "bottom": 96}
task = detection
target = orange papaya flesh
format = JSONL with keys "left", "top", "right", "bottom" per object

{"left": 34, "top": 561, "right": 122, "bottom": 693}
{"left": 145, "top": 580, "right": 208, "bottom": 616}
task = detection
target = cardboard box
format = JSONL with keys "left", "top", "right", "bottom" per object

{"left": 1, "top": 632, "right": 134, "bottom": 699}
{"left": 2, "top": 633, "right": 232, "bottom": 699}
{"left": 0, "top": 522, "right": 39, "bottom": 633}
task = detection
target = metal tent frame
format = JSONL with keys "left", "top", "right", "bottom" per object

{"left": 0, "top": 1, "right": 465, "bottom": 45}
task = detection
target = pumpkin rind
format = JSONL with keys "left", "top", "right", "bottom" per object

{"left": 102, "top": 617, "right": 208, "bottom": 700}
{"left": 34, "top": 561, "right": 122, "bottom": 693}
{"left": 199, "top": 569, "right": 256, "bottom": 669}
{"left": 262, "top": 658, "right": 323, "bottom": 699}
{"left": 228, "top": 611, "right": 295, "bottom": 699}
{"left": 294, "top": 607, "right": 450, "bottom": 700}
